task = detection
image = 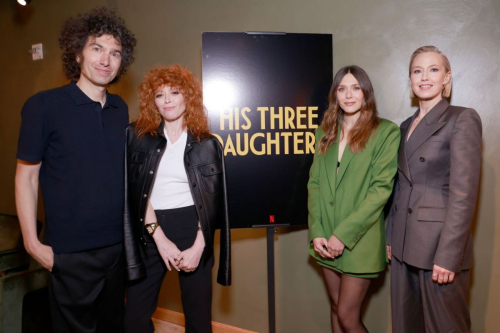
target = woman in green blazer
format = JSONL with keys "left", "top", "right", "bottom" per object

{"left": 308, "top": 65, "right": 399, "bottom": 332}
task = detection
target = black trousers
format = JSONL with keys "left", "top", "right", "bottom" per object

{"left": 124, "top": 206, "right": 214, "bottom": 333}
{"left": 48, "top": 243, "right": 125, "bottom": 333}
{"left": 391, "top": 258, "right": 471, "bottom": 333}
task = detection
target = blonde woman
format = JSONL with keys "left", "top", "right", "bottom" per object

{"left": 387, "top": 46, "right": 482, "bottom": 332}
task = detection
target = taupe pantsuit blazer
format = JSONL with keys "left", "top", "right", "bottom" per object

{"left": 387, "top": 99, "right": 482, "bottom": 272}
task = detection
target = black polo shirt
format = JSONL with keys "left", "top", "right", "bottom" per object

{"left": 17, "top": 81, "right": 129, "bottom": 253}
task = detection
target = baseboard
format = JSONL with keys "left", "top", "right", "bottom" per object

{"left": 152, "top": 308, "right": 257, "bottom": 333}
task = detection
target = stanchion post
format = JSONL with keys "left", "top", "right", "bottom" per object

{"left": 253, "top": 223, "right": 289, "bottom": 333}
{"left": 267, "top": 227, "right": 276, "bottom": 333}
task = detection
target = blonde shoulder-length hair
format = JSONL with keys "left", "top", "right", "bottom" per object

{"left": 409, "top": 45, "right": 452, "bottom": 98}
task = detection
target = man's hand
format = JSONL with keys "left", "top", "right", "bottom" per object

{"left": 387, "top": 245, "right": 392, "bottom": 260}
{"left": 27, "top": 242, "right": 54, "bottom": 271}
{"left": 15, "top": 160, "right": 52, "bottom": 269}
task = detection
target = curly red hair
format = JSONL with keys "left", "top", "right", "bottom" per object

{"left": 135, "top": 64, "right": 210, "bottom": 141}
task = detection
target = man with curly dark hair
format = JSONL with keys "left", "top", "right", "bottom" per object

{"left": 15, "top": 7, "right": 136, "bottom": 332}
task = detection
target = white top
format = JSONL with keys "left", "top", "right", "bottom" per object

{"left": 150, "top": 129, "right": 194, "bottom": 209}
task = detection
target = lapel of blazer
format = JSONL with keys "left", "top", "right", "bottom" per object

{"left": 398, "top": 114, "right": 414, "bottom": 182}
{"left": 324, "top": 140, "right": 338, "bottom": 198}
{"left": 336, "top": 145, "right": 354, "bottom": 189}
{"left": 405, "top": 98, "right": 449, "bottom": 160}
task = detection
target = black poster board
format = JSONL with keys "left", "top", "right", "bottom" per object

{"left": 202, "top": 32, "right": 332, "bottom": 229}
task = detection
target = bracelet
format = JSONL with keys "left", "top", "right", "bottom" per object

{"left": 145, "top": 222, "right": 159, "bottom": 236}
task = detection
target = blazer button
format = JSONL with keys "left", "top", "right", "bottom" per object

{"left": 192, "top": 183, "right": 197, "bottom": 187}
{"left": 420, "top": 157, "right": 425, "bottom": 162}
{"left": 204, "top": 227, "right": 208, "bottom": 231}
{"left": 157, "top": 149, "right": 161, "bottom": 152}
{"left": 198, "top": 204, "right": 203, "bottom": 209}
{"left": 408, "top": 208, "right": 413, "bottom": 213}
{"left": 143, "top": 194, "right": 147, "bottom": 197}
{"left": 186, "top": 162, "right": 190, "bottom": 167}
{"left": 329, "top": 201, "right": 334, "bottom": 206}
{"left": 149, "top": 170, "right": 154, "bottom": 174}
{"left": 409, "top": 183, "right": 413, "bottom": 187}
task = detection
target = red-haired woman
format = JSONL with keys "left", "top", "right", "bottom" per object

{"left": 308, "top": 65, "right": 399, "bottom": 332}
{"left": 123, "top": 65, "right": 231, "bottom": 333}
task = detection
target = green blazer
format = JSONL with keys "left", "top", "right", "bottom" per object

{"left": 308, "top": 118, "right": 400, "bottom": 274}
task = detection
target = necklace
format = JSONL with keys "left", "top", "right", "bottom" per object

{"left": 414, "top": 113, "right": 424, "bottom": 125}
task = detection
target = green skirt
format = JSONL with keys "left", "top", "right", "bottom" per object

{"left": 317, "top": 260, "right": 380, "bottom": 279}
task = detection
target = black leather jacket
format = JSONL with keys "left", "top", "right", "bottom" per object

{"left": 124, "top": 122, "right": 231, "bottom": 286}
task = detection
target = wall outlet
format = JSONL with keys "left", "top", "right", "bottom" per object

{"left": 31, "top": 43, "right": 43, "bottom": 60}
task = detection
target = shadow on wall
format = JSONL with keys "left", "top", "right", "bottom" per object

{"left": 307, "top": 255, "right": 330, "bottom": 326}
{"left": 281, "top": 225, "right": 331, "bottom": 331}
{"left": 111, "top": 71, "right": 137, "bottom": 113}
{"left": 215, "top": 228, "right": 267, "bottom": 315}
{"left": 469, "top": 154, "right": 495, "bottom": 333}
{"left": 362, "top": 266, "right": 389, "bottom": 316}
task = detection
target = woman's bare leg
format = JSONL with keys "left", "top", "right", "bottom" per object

{"left": 322, "top": 267, "right": 344, "bottom": 332}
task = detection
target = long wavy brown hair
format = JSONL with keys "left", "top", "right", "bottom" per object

{"left": 135, "top": 64, "right": 210, "bottom": 141}
{"left": 318, "top": 65, "right": 379, "bottom": 154}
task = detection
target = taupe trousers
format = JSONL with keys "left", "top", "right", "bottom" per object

{"left": 387, "top": 99, "right": 482, "bottom": 332}
{"left": 391, "top": 259, "right": 470, "bottom": 333}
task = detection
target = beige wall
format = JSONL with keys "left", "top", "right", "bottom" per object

{"left": 1, "top": 0, "right": 499, "bottom": 332}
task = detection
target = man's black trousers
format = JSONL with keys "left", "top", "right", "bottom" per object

{"left": 49, "top": 243, "right": 125, "bottom": 333}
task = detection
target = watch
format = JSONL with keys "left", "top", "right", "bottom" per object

{"left": 145, "top": 222, "right": 159, "bottom": 236}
